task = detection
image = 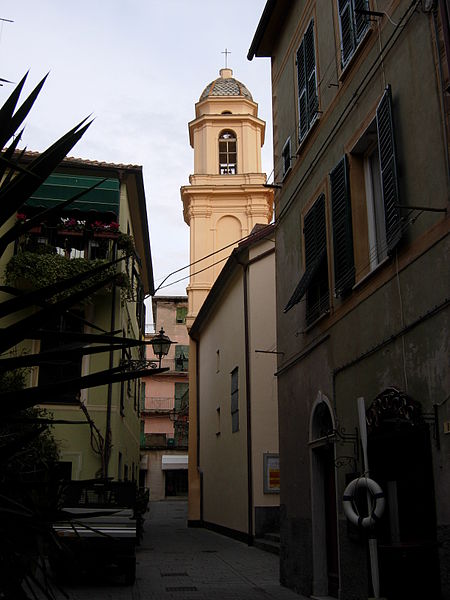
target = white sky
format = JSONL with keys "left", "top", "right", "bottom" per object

{"left": 0, "top": 0, "right": 273, "bottom": 304}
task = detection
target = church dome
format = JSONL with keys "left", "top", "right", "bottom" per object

{"left": 199, "top": 68, "right": 253, "bottom": 102}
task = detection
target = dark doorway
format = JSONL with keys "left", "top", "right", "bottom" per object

{"left": 368, "top": 423, "right": 439, "bottom": 599}
{"left": 316, "top": 444, "right": 339, "bottom": 598}
{"left": 165, "top": 470, "right": 188, "bottom": 497}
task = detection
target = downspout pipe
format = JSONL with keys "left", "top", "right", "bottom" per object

{"left": 104, "top": 243, "right": 118, "bottom": 479}
{"left": 196, "top": 337, "right": 203, "bottom": 523}
{"left": 241, "top": 261, "right": 254, "bottom": 545}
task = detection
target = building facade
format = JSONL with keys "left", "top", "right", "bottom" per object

{"left": 3, "top": 155, "right": 153, "bottom": 482}
{"left": 249, "top": 1, "right": 449, "bottom": 598}
{"left": 190, "top": 225, "right": 279, "bottom": 542}
{"left": 140, "top": 296, "right": 189, "bottom": 500}
{"left": 181, "top": 68, "right": 274, "bottom": 525}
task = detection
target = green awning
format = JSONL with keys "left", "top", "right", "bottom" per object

{"left": 25, "top": 174, "right": 120, "bottom": 217}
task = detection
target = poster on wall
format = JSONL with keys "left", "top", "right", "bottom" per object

{"left": 263, "top": 453, "right": 280, "bottom": 494}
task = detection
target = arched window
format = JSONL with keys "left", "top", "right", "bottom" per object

{"left": 219, "top": 130, "right": 237, "bottom": 174}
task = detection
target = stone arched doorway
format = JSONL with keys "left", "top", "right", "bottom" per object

{"left": 367, "top": 387, "right": 440, "bottom": 599}
{"left": 309, "top": 392, "right": 339, "bottom": 598}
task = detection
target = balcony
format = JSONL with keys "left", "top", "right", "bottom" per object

{"left": 142, "top": 396, "right": 174, "bottom": 413}
{"left": 141, "top": 432, "right": 187, "bottom": 450}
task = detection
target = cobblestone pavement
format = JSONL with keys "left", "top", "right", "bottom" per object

{"left": 54, "top": 499, "right": 307, "bottom": 600}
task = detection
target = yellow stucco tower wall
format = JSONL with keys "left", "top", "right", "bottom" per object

{"left": 181, "top": 68, "right": 273, "bottom": 524}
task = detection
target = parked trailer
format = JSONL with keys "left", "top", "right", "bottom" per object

{"left": 50, "top": 480, "right": 137, "bottom": 584}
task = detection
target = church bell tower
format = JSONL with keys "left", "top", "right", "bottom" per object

{"left": 181, "top": 67, "right": 273, "bottom": 525}
{"left": 181, "top": 67, "right": 273, "bottom": 329}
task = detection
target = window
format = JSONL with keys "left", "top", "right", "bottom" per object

{"left": 219, "top": 130, "right": 237, "bottom": 174}
{"left": 297, "top": 19, "right": 319, "bottom": 143}
{"left": 330, "top": 155, "right": 355, "bottom": 296}
{"left": 284, "top": 194, "right": 329, "bottom": 324}
{"left": 175, "top": 345, "right": 189, "bottom": 371}
{"left": 176, "top": 306, "right": 188, "bottom": 324}
{"left": 282, "top": 137, "right": 292, "bottom": 178}
{"left": 38, "top": 311, "right": 84, "bottom": 403}
{"left": 175, "top": 382, "right": 189, "bottom": 411}
{"left": 338, "top": 0, "right": 370, "bottom": 69}
{"left": 352, "top": 85, "right": 401, "bottom": 271}
{"left": 231, "top": 367, "right": 239, "bottom": 433}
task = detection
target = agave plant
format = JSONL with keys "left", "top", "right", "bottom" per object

{"left": 0, "top": 75, "right": 159, "bottom": 598}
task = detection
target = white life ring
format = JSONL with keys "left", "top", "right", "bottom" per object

{"left": 342, "top": 477, "right": 385, "bottom": 529}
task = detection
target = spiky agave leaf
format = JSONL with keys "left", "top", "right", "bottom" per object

{"left": 0, "top": 254, "right": 125, "bottom": 319}
{"left": 0, "top": 365, "right": 167, "bottom": 415}
{"left": 0, "top": 176, "right": 108, "bottom": 255}
{"left": 0, "top": 270, "right": 120, "bottom": 354}
{"left": 0, "top": 117, "right": 92, "bottom": 227}
{"left": 0, "top": 73, "right": 48, "bottom": 150}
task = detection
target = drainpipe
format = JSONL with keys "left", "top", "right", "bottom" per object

{"left": 241, "top": 261, "right": 253, "bottom": 545}
{"left": 104, "top": 243, "right": 118, "bottom": 479}
{"left": 196, "top": 337, "right": 203, "bottom": 523}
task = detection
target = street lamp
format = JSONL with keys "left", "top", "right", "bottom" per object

{"left": 150, "top": 327, "right": 173, "bottom": 367}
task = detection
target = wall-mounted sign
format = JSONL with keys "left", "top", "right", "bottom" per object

{"left": 263, "top": 453, "right": 280, "bottom": 494}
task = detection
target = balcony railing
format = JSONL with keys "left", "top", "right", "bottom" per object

{"left": 143, "top": 396, "right": 173, "bottom": 411}
{"left": 140, "top": 432, "right": 188, "bottom": 450}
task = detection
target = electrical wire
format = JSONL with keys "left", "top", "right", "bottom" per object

{"left": 152, "top": 0, "right": 420, "bottom": 294}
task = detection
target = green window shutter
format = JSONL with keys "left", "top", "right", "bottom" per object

{"left": 297, "top": 19, "right": 318, "bottom": 143}
{"left": 175, "top": 382, "right": 189, "bottom": 411}
{"left": 140, "top": 382, "right": 146, "bottom": 411}
{"left": 305, "top": 20, "right": 318, "bottom": 126}
{"left": 304, "top": 195, "right": 329, "bottom": 323}
{"left": 354, "top": 0, "right": 369, "bottom": 42}
{"left": 338, "top": 0, "right": 369, "bottom": 68}
{"left": 376, "top": 85, "right": 401, "bottom": 254}
{"left": 175, "top": 345, "right": 189, "bottom": 371}
{"left": 330, "top": 156, "right": 355, "bottom": 296}
{"left": 339, "top": 0, "right": 355, "bottom": 67}
{"left": 176, "top": 306, "right": 187, "bottom": 323}
{"left": 305, "top": 194, "right": 327, "bottom": 272}
{"left": 284, "top": 194, "right": 328, "bottom": 314}
{"left": 296, "top": 38, "right": 308, "bottom": 142}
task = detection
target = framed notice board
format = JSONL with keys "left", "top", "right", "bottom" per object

{"left": 263, "top": 453, "right": 280, "bottom": 494}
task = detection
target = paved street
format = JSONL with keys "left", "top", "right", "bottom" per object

{"left": 54, "top": 499, "right": 306, "bottom": 600}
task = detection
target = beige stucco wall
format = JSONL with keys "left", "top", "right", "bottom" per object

{"left": 196, "top": 237, "right": 278, "bottom": 535}
{"left": 198, "top": 272, "right": 248, "bottom": 534}
{"left": 247, "top": 240, "right": 278, "bottom": 510}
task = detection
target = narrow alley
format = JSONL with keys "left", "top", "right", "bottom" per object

{"left": 55, "top": 500, "right": 307, "bottom": 600}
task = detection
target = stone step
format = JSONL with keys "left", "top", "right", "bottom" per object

{"left": 264, "top": 532, "right": 280, "bottom": 543}
{"left": 254, "top": 533, "right": 280, "bottom": 555}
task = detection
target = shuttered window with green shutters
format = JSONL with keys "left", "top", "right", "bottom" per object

{"left": 338, "top": 0, "right": 369, "bottom": 69}
{"left": 376, "top": 85, "right": 401, "bottom": 254}
{"left": 176, "top": 306, "right": 188, "bottom": 324}
{"left": 175, "top": 382, "right": 189, "bottom": 411}
{"left": 330, "top": 156, "right": 355, "bottom": 296}
{"left": 284, "top": 194, "right": 329, "bottom": 323}
{"left": 304, "top": 195, "right": 329, "bottom": 324}
{"left": 297, "top": 19, "right": 319, "bottom": 143}
{"left": 175, "top": 345, "right": 189, "bottom": 371}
